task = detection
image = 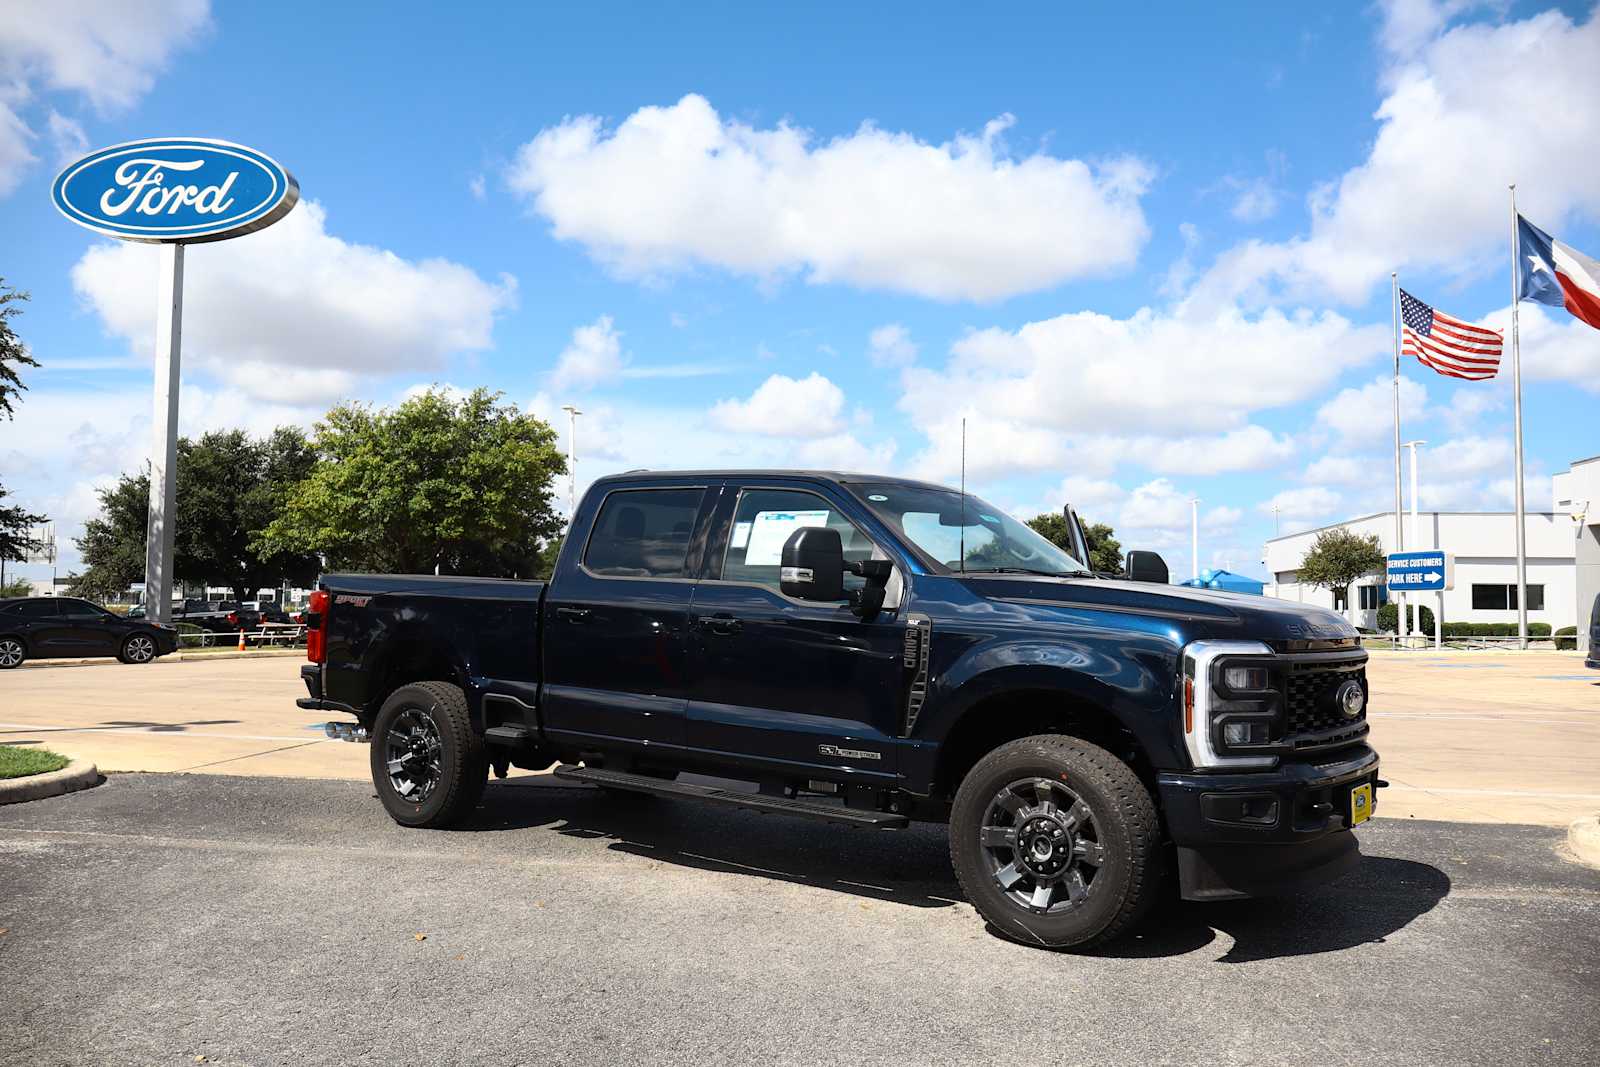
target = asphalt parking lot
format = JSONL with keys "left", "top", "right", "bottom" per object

{"left": 2, "top": 773, "right": 1597, "bottom": 1066}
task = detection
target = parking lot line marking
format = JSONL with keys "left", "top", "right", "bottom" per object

{"left": 178, "top": 741, "right": 327, "bottom": 772}
{"left": 0, "top": 722, "right": 325, "bottom": 744}
{"left": 1381, "top": 786, "right": 1600, "bottom": 800}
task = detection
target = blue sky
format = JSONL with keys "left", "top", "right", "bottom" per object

{"left": 2, "top": 0, "right": 1598, "bottom": 582}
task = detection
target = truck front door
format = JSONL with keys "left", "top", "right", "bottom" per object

{"left": 685, "top": 483, "right": 908, "bottom": 781}
{"left": 540, "top": 483, "right": 715, "bottom": 749}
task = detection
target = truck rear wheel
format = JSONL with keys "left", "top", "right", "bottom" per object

{"left": 370, "top": 682, "right": 488, "bottom": 829}
{"left": 950, "top": 734, "right": 1160, "bottom": 950}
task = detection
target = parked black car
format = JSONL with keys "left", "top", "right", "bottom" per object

{"left": 0, "top": 596, "right": 180, "bottom": 668}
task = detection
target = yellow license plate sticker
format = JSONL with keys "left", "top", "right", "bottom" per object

{"left": 1350, "top": 783, "right": 1373, "bottom": 826}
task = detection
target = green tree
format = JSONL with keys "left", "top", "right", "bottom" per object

{"left": 0, "top": 280, "right": 38, "bottom": 420}
{"left": 1296, "top": 529, "right": 1386, "bottom": 619}
{"left": 0, "top": 576, "right": 32, "bottom": 598}
{"left": 0, "top": 281, "right": 44, "bottom": 571}
{"left": 71, "top": 472, "right": 150, "bottom": 601}
{"left": 0, "top": 486, "right": 45, "bottom": 567}
{"left": 257, "top": 388, "right": 566, "bottom": 576}
{"left": 1026, "top": 513, "right": 1124, "bottom": 574}
{"left": 73, "top": 428, "right": 322, "bottom": 602}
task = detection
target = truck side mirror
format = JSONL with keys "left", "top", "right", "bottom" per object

{"left": 1125, "top": 550, "right": 1169, "bottom": 584}
{"left": 780, "top": 527, "right": 846, "bottom": 601}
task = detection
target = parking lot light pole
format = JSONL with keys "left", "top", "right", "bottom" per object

{"left": 561, "top": 405, "right": 582, "bottom": 520}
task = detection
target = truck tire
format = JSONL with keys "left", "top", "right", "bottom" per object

{"left": 370, "top": 682, "right": 488, "bottom": 829}
{"left": 950, "top": 734, "right": 1160, "bottom": 950}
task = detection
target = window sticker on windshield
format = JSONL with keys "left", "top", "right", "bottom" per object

{"left": 744, "top": 509, "right": 831, "bottom": 565}
{"left": 867, "top": 494, "right": 888, "bottom": 501}
{"left": 730, "top": 521, "right": 752, "bottom": 549}
{"left": 979, "top": 514, "right": 999, "bottom": 523}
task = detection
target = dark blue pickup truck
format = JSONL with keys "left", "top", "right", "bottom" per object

{"left": 298, "top": 469, "right": 1379, "bottom": 949}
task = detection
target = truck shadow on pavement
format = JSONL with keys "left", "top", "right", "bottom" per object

{"left": 469, "top": 779, "right": 1450, "bottom": 959}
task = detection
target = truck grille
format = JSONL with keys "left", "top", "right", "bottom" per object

{"left": 1283, "top": 658, "right": 1368, "bottom": 752}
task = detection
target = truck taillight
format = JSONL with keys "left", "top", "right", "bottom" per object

{"left": 306, "top": 590, "right": 329, "bottom": 664}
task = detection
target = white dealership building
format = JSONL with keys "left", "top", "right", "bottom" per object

{"left": 1263, "top": 457, "right": 1598, "bottom": 648}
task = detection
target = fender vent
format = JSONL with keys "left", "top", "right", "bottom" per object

{"left": 902, "top": 614, "right": 931, "bottom": 736}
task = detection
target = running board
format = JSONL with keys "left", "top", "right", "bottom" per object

{"left": 552, "top": 764, "right": 909, "bottom": 829}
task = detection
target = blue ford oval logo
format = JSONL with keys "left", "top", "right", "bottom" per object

{"left": 52, "top": 137, "right": 298, "bottom": 244}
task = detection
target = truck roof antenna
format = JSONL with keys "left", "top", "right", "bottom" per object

{"left": 959, "top": 417, "right": 966, "bottom": 573}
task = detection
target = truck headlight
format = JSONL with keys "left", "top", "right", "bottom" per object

{"left": 1182, "top": 641, "right": 1280, "bottom": 770}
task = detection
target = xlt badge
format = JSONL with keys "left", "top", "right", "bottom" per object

{"left": 818, "top": 744, "right": 882, "bottom": 761}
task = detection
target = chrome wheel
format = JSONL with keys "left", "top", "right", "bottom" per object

{"left": 979, "top": 777, "right": 1105, "bottom": 914}
{"left": 0, "top": 638, "right": 23, "bottom": 668}
{"left": 124, "top": 635, "right": 156, "bottom": 663}
{"left": 384, "top": 708, "right": 443, "bottom": 803}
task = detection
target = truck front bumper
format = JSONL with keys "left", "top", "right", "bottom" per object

{"left": 1157, "top": 745, "right": 1380, "bottom": 901}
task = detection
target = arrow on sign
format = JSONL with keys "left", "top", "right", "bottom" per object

{"left": 1425, "top": 572, "right": 1441, "bottom": 583}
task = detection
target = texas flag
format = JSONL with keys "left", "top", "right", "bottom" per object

{"left": 1517, "top": 215, "right": 1600, "bottom": 330}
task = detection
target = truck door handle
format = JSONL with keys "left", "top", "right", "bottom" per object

{"left": 698, "top": 613, "right": 742, "bottom": 635}
{"left": 556, "top": 606, "right": 591, "bottom": 623}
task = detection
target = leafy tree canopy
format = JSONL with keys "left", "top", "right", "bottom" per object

{"left": 72, "top": 428, "right": 322, "bottom": 602}
{"left": 0, "top": 280, "right": 39, "bottom": 420}
{"left": 1025, "top": 513, "right": 1124, "bottom": 574}
{"left": 1296, "top": 529, "right": 1386, "bottom": 610}
{"left": 0, "top": 485, "right": 46, "bottom": 567}
{"left": 257, "top": 388, "right": 566, "bottom": 576}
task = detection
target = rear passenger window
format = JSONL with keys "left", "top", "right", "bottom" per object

{"left": 13, "top": 599, "right": 59, "bottom": 618}
{"left": 584, "top": 488, "right": 705, "bottom": 578}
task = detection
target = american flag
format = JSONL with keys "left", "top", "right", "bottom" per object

{"left": 1400, "top": 288, "right": 1503, "bottom": 381}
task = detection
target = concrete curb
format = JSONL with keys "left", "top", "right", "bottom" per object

{"left": 18, "top": 648, "right": 303, "bottom": 669}
{"left": 1567, "top": 815, "right": 1600, "bottom": 870}
{"left": 0, "top": 759, "right": 101, "bottom": 805}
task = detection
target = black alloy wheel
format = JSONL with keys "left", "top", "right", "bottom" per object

{"left": 950, "top": 734, "right": 1161, "bottom": 950}
{"left": 0, "top": 636, "right": 24, "bottom": 669}
{"left": 370, "top": 682, "right": 488, "bottom": 828}
{"left": 384, "top": 707, "right": 444, "bottom": 804}
{"left": 120, "top": 634, "right": 157, "bottom": 664}
{"left": 979, "top": 776, "right": 1105, "bottom": 914}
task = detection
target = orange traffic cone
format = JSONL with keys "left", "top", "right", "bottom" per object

{"left": 237, "top": 628, "right": 247, "bottom": 652}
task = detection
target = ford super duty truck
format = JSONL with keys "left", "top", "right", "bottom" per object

{"left": 297, "top": 469, "right": 1380, "bottom": 949}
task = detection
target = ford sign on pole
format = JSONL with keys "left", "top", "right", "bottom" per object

{"left": 52, "top": 139, "right": 299, "bottom": 622}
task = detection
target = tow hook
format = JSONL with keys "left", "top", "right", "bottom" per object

{"left": 323, "top": 721, "right": 369, "bottom": 743}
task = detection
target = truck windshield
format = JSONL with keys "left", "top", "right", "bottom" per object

{"left": 851, "top": 482, "right": 1090, "bottom": 576}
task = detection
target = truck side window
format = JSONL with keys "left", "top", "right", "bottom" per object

{"left": 719, "top": 488, "right": 870, "bottom": 595}
{"left": 584, "top": 488, "right": 706, "bottom": 578}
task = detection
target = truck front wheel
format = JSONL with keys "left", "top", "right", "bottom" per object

{"left": 950, "top": 734, "right": 1160, "bottom": 950}
{"left": 370, "top": 682, "right": 488, "bottom": 829}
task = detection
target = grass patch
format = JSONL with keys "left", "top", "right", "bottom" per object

{"left": 0, "top": 746, "right": 70, "bottom": 780}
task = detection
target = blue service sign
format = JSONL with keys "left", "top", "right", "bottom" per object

{"left": 52, "top": 138, "right": 298, "bottom": 244}
{"left": 1386, "top": 550, "right": 1453, "bottom": 592}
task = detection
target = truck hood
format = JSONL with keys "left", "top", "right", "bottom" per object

{"left": 959, "top": 575, "right": 1359, "bottom": 644}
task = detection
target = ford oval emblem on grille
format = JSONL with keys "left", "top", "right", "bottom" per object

{"left": 1336, "top": 680, "right": 1365, "bottom": 719}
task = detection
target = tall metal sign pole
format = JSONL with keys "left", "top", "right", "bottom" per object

{"left": 147, "top": 244, "right": 184, "bottom": 621}
{"left": 1508, "top": 185, "right": 1530, "bottom": 650}
{"left": 561, "top": 404, "right": 582, "bottom": 520}
{"left": 52, "top": 138, "right": 298, "bottom": 622}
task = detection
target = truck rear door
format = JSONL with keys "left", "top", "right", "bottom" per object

{"left": 539, "top": 480, "right": 719, "bottom": 748}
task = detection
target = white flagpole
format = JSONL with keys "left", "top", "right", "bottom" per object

{"left": 1391, "top": 272, "right": 1407, "bottom": 643}
{"left": 1509, "top": 185, "right": 1529, "bottom": 650}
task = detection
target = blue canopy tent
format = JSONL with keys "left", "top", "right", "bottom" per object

{"left": 1179, "top": 569, "right": 1265, "bottom": 595}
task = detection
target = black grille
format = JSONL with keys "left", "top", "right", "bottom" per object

{"left": 1284, "top": 660, "right": 1367, "bottom": 750}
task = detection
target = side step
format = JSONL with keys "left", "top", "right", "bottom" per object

{"left": 552, "top": 764, "right": 909, "bottom": 829}
{"left": 484, "top": 724, "right": 534, "bottom": 747}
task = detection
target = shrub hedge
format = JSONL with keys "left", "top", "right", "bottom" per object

{"left": 1556, "top": 625, "right": 1578, "bottom": 650}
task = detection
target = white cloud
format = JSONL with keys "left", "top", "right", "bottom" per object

{"left": 709, "top": 372, "right": 845, "bottom": 438}
{"left": 867, "top": 323, "right": 918, "bottom": 368}
{"left": 71, "top": 200, "right": 516, "bottom": 404}
{"left": 0, "top": 0, "right": 211, "bottom": 196}
{"left": 1229, "top": 179, "right": 1280, "bottom": 224}
{"left": 550, "top": 315, "right": 624, "bottom": 391}
{"left": 1315, "top": 373, "right": 1428, "bottom": 446}
{"left": 1262, "top": 486, "right": 1343, "bottom": 523}
{"left": 507, "top": 94, "right": 1153, "bottom": 302}
{"left": 1303, "top": 455, "right": 1372, "bottom": 486}
{"left": 468, "top": 174, "right": 486, "bottom": 201}
{"left": 1184, "top": 5, "right": 1600, "bottom": 307}
{"left": 1482, "top": 302, "right": 1600, "bottom": 394}
{"left": 900, "top": 304, "right": 1385, "bottom": 480}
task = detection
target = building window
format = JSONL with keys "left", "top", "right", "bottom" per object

{"left": 1471, "top": 584, "right": 1545, "bottom": 611}
{"left": 1358, "top": 586, "right": 1387, "bottom": 610}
